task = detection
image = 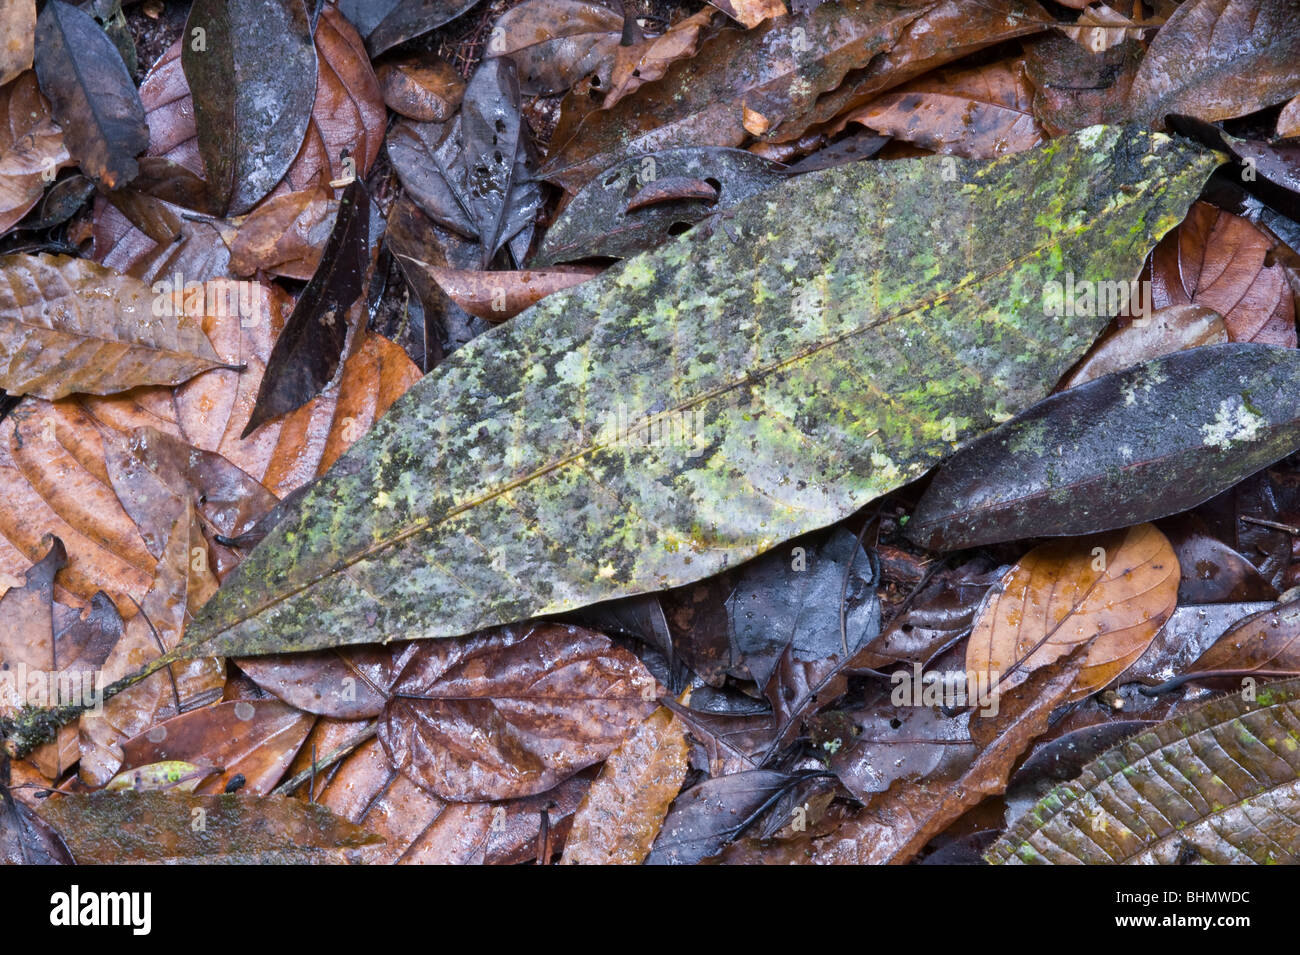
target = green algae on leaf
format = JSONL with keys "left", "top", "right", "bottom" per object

{"left": 987, "top": 676, "right": 1300, "bottom": 864}
{"left": 179, "top": 125, "right": 1222, "bottom": 660}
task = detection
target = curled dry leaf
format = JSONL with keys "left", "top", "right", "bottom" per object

{"left": 33, "top": 0, "right": 147, "bottom": 189}
{"left": 847, "top": 58, "right": 1044, "bottom": 159}
{"left": 1146, "top": 201, "right": 1297, "bottom": 346}
{"left": 1127, "top": 0, "right": 1300, "bottom": 127}
{"left": 1059, "top": 304, "right": 1225, "bottom": 389}
{"left": 0, "top": 253, "right": 228, "bottom": 400}
{"left": 965, "top": 524, "right": 1179, "bottom": 702}
{"left": 379, "top": 624, "right": 658, "bottom": 801}
{"left": 0, "top": 0, "right": 35, "bottom": 86}
{"left": 377, "top": 57, "right": 464, "bottom": 122}
{"left": 0, "top": 71, "right": 68, "bottom": 235}
{"left": 412, "top": 262, "right": 602, "bottom": 322}
{"left": 37, "top": 791, "right": 381, "bottom": 863}
{"left": 560, "top": 706, "right": 689, "bottom": 864}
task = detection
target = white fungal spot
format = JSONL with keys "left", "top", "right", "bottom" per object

{"left": 1201, "top": 397, "right": 1265, "bottom": 449}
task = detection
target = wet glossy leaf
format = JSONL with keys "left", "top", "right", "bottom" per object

{"left": 1124, "top": 602, "right": 1272, "bottom": 686}
{"left": 911, "top": 345, "right": 1300, "bottom": 550}
{"left": 560, "top": 706, "right": 689, "bottom": 864}
{"left": 1127, "top": 0, "right": 1300, "bottom": 127}
{"left": 1024, "top": 32, "right": 1141, "bottom": 137}
{"left": 33, "top": 0, "right": 146, "bottom": 190}
{"left": 182, "top": 0, "right": 317, "bottom": 215}
{"left": 104, "top": 760, "right": 215, "bottom": 793}
{"left": 645, "top": 769, "right": 793, "bottom": 865}
{"left": 988, "top": 676, "right": 1300, "bottom": 863}
{"left": 179, "top": 128, "right": 1219, "bottom": 660}
{"left": 1, "top": 769, "right": 72, "bottom": 864}
{"left": 37, "top": 791, "right": 381, "bottom": 863}
{"left": 1187, "top": 598, "right": 1300, "bottom": 685}
{"left": 533, "top": 146, "right": 788, "bottom": 265}
{"left": 379, "top": 624, "right": 658, "bottom": 801}
{"left": 0, "top": 254, "right": 228, "bottom": 401}
{"left": 540, "top": 0, "right": 927, "bottom": 192}
{"left": 965, "top": 525, "right": 1179, "bottom": 702}
{"left": 243, "top": 178, "right": 370, "bottom": 436}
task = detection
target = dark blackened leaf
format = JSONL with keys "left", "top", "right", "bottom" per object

{"left": 243, "top": 178, "right": 370, "bottom": 436}
{"left": 1187, "top": 598, "right": 1300, "bottom": 687}
{"left": 33, "top": 0, "right": 147, "bottom": 189}
{"left": 1166, "top": 115, "right": 1300, "bottom": 224}
{"left": 1, "top": 767, "right": 73, "bottom": 864}
{"left": 533, "top": 147, "right": 788, "bottom": 265}
{"left": 182, "top": 0, "right": 317, "bottom": 215}
{"left": 1162, "top": 514, "right": 1278, "bottom": 605}
{"left": 1126, "top": 602, "right": 1274, "bottom": 686}
{"left": 339, "top": 0, "right": 483, "bottom": 56}
{"left": 645, "top": 769, "right": 794, "bottom": 865}
{"left": 909, "top": 344, "right": 1300, "bottom": 551}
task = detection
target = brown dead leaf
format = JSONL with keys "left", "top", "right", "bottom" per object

{"left": 1186, "top": 598, "right": 1300, "bottom": 684}
{"left": 1059, "top": 304, "right": 1226, "bottom": 389}
{"left": 847, "top": 58, "right": 1044, "bottom": 159}
{"left": 410, "top": 262, "right": 602, "bottom": 322}
{"left": 0, "top": 254, "right": 228, "bottom": 400}
{"left": 561, "top": 706, "right": 689, "bottom": 864}
{"left": 1146, "top": 201, "right": 1298, "bottom": 346}
{"left": 377, "top": 57, "right": 465, "bottom": 122}
{"left": 966, "top": 524, "right": 1179, "bottom": 703}
{"left": 0, "top": 0, "right": 35, "bottom": 86}
{"left": 710, "top": 0, "right": 786, "bottom": 27}
{"left": 1280, "top": 94, "right": 1300, "bottom": 138}
{"left": 485, "top": 0, "right": 624, "bottom": 96}
{"left": 380, "top": 624, "right": 658, "bottom": 801}
{"left": 230, "top": 179, "right": 339, "bottom": 281}
{"left": 0, "top": 71, "right": 68, "bottom": 235}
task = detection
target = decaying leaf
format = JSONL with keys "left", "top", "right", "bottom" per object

{"left": 33, "top": 0, "right": 147, "bottom": 189}
{"left": 560, "top": 706, "right": 689, "bottom": 864}
{"left": 911, "top": 345, "right": 1300, "bottom": 550}
{"left": 1059, "top": 304, "right": 1225, "bottom": 389}
{"left": 36, "top": 791, "right": 381, "bottom": 863}
{"left": 379, "top": 624, "right": 658, "bottom": 801}
{"left": 338, "top": 0, "right": 482, "bottom": 56}
{"left": 1186, "top": 598, "right": 1300, "bottom": 684}
{"left": 1126, "top": 0, "right": 1300, "bottom": 127}
{"left": 485, "top": 0, "right": 624, "bottom": 96}
{"left": 377, "top": 56, "right": 464, "bottom": 122}
{"left": 0, "top": 254, "right": 228, "bottom": 401}
{"left": 0, "top": 71, "right": 68, "bottom": 236}
{"left": 0, "top": 0, "right": 35, "bottom": 87}
{"left": 411, "top": 263, "right": 602, "bottom": 322}
{"left": 178, "top": 128, "right": 1220, "bottom": 660}
{"left": 964, "top": 524, "right": 1179, "bottom": 702}
{"left": 231, "top": 180, "right": 339, "bottom": 282}
{"left": 988, "top": 676, "right": 1300, "bottom": 863}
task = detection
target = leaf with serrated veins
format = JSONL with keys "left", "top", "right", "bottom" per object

{"left": 0, "top": 254, "right": 229, "bottom": 399}
{"left": 176, "top": 126, "right": 1220, "bottom": 660}
{"left": 987, "top": 676, "right": 1300, "bottom": 864}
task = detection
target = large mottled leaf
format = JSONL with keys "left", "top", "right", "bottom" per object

{"left": 987, "top": 676, "right": 1300, "bottom": 864}
{"left": 33, "top": 0, "right": 147, "bottom": 189}
{"left": 1126, "top": 0, "right": 1300, "bottom": 127}
{"left": 0, "top": 253, "right": 228, "bottom": 399}
{"left": 909, "top": 345, "right": 1300, "bottom": 550}
{"left": 37, "top": 791, "right": 381, "bottom": 864}
{"left": 964, "top": 524, "right": 1179, "bottom": 702}
{"left": 178, "top": 126, "right": 1221, "bottom": 660}
{"left": 182, "top": 0, "right": 318, "bottom": 215}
